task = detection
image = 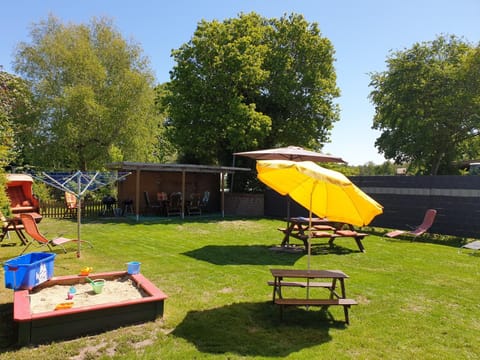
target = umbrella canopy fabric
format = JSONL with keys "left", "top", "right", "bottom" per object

{"left": 235, "top": 146, "right": 346, "bottom": 163}
{"left": 256, "top": 160, "right": 383, "bottom": 227}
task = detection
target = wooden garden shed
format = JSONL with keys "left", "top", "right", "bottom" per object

{"left": 107, "top": 162, "right": 250, "bottom": 218}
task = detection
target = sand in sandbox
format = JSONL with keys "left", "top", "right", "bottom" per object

{"left": 29, "top": 276, "right": 148, "bottom": 314}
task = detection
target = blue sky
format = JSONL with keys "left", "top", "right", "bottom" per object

{"left": 1, "top": 1, "right": 479, "bottom": 165}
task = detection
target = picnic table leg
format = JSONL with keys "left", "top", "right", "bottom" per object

{"left": 329, "top": 279, "right": 337, "bottom": 299}
{"left": 272, "top": 276, "right": 283, "bottom": 303}
{"left": 355, "top": 236, "right": 366, "bottom": 252}
{"left": 339, "top": 279, "right": 347, "bottom": 299}
{"left": 328, "top": 236, "right": 335, "bottom": 249}
{"left": 343, "top": 306, "right": 350, "bottom": 325}
{"left": 339, "top": 278, "right": 351, "bottom": 324}
{"left": 281, "top": 224, "right": 294, "bottom": 246}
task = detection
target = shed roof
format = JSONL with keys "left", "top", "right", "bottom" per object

{"left": 107, "top": 162, "right": 251, "bottom": 174}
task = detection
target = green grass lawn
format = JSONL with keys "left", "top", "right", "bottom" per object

{"left": 0, "top": 216, "right": 478, "bottom": 359}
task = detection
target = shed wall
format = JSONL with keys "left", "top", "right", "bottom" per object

{"left": 117, "top": 170, "right": 220, "bottom": 214}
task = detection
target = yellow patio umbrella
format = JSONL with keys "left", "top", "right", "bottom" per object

{"left": 256, "top": 160, "right": 383, "bottom": 267}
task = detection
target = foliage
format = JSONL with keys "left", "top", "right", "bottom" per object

{"left": 14, "top": 15, "right": 161, "bottom": 171}
{"left": 369, "top": 35, "right": 480, "bottom": 175}
{"left": 153, "top": 83, "right": 179, "bottom": 163}
{"left": 0, "top": 70, "right": 35, "bottom": 213}
{"left": 163, "top": 12, "right": 339, "bottom": 165}
{"left": 31, "top": 180, "right": 53, "bottom": 201}
{"left": 0, "top": 217, "right": 479, "bottom": 359}
{"left": 357, "top": 161, "right": 398, "bottom": 175}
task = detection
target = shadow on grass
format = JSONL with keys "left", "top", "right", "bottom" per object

{"left": 182, "top": 245, "right": 304, "bottom": 265}
{"left": 310, "top": 243, "right": 359, "bottom": 255}
{"left": 172, "top": 301, "right": 346, "bottom": 357}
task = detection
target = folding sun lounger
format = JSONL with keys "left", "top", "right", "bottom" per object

{"left": 385, "top": 209, "right": 437, "bottom": 239}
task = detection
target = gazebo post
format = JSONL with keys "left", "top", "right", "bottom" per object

{"left": 181, "top": 170, "right": 186, "bottom": 219}
{"left": 135, "top": 168, "right": 140, "bottom": 221}
{"left": 221, "top": 172, "right": 225, "bottom": 218}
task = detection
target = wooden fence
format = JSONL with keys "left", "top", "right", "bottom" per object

{"left": 39, "top": 200, "right": 107, "bottom": 218}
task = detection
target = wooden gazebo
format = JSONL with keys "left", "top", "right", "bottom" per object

{"left": 107, "top": 162, "right": 250, "bottom": 219}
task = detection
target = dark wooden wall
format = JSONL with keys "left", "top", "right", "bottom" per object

{"left": 264, "top": 176, "right": 480, "bottom": 238}
{"left": 117, "top": 171, "right": 220, "bottom": 214}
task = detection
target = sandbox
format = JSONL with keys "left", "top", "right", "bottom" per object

{"left": 13, "top": 271, "right": 168, "bottom": 345}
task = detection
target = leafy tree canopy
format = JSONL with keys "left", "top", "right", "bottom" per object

{"left": 163, "top": 12, "right": 340, "bottom": 165}
{"left": 0, "top": 69, "right": 35, "bottom": 213}
{"left": 14, "top": 15, "right": 161, "bottom": 171}
{"left": 369, "top": 34, "right": 480, "bottom": 175}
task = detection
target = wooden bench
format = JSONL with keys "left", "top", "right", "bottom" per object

{"left": 267, "top": 280, "right": 341, "bottom": 303}
{"left": 274, "top": 298, "right": 357, "bottom": 324}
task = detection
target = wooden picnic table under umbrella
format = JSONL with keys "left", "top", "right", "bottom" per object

{"left": 257, "top": 160, "right": 383, "bottom": 319}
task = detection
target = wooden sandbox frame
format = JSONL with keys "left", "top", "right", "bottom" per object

{"left": 13, "top": 271, "right": 168, "bottom": 345}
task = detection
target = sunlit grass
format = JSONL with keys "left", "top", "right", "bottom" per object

{"left": 0, "top": 215, "right": 478, "bottom": 359}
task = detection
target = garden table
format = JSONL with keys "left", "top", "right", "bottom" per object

{"left": 269, "top": 268, "right": 357, "bottom": 324}
{"left": 278, "top": 217, "right": 367, "bottom": 252}
{"left": 1, "top": 212, "right": 42, "bottom": 245}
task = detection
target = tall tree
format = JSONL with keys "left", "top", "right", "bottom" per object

{"left": 163, "top": 12, "right": 339, "bottom": 165}
{"left": 0, "top": 69, "right": 35, "bottom": 213}
{"left": 369, "top": 35, "right": 480, "bottom": 175}
{"left": 14, "top": 15, "right": 160, "bottom": 171}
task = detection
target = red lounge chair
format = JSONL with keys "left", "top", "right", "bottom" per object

{"left": 20, "top": 213, "right": 92, "bottom": 254}
{"left": 385, "top": 209, "right": 437, "bottom": 239}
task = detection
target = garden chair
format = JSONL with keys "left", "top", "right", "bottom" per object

{"left": 20, "top": 213, "right": 92, "bottom": 254}
{"left": 385, "top": 209, "right": 437, "bottom": 239}
{"left": 143, "top": 191, "right": 163, "bottom": 215}
{"left": 187, "top": 193, "right": 202, "bottom": 215}
{"left": 166, "top": 192, "right": 182, "bottom": 216}
{"left": 64, "top": 192, "right": 84, "bottom": 218}
{"left": 201, "top": 191, "right": 210, "bottom": 211}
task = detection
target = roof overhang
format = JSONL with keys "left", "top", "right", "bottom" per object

{"left": 107, "top": 162, "right": 251, "bottom": 174}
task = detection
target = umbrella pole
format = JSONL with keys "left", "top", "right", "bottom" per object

{"left": 306, "top": 184, "right": 316, "bottom": 302}
{"left": 286, "top": 196, "right": 291, "bottom": 241}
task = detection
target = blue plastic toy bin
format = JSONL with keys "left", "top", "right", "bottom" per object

{"left": 127, "top": 261, "right": 141, "bottom": 275}
{"left": 3, "top": 252, "right": 56, "bottom": 290}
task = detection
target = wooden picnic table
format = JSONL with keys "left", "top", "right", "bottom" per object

{"left": 268, "top": 268, "right": 357, "bottom": 324}
{"left": 0, "top": 212, "right": 43, "bottom": 246}
{"left": 278, "top": 217, "right": 368, "bottom": 252}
